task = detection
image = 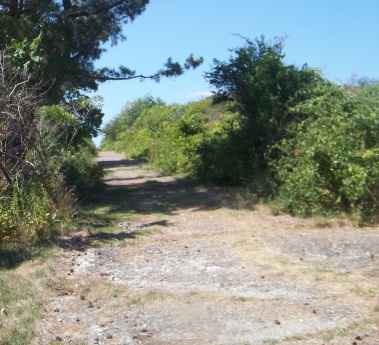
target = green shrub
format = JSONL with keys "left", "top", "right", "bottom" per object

{"left": 62, "top": 150, "right": 104, "bottom": 198}
{"left": 274, "top": 83, "right": 379, "bottom": 224}
{"left": 0, "top": 180, "right": 57, "bottom": 245}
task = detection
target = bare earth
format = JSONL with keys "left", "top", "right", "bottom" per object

{"left": 31, "top": 151, "right": 379, "bottom": 345}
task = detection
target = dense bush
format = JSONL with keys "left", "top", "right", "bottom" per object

{"left": 109, "top": 99, "right": 212, "bottom": 174}
{"left": 205, "top": 35, "right": 324, "bottom": 171}
{"left": 101, "top": 95, "right": 165, "bottom": 151}
{"left": 274, "top": 83, "right": 379, "bottom": 224}
{"left": 62, "top": 151, "right": 104, "bottom": 198}
{"left": 0, "top": 180, "right": 57, "bottom": 245}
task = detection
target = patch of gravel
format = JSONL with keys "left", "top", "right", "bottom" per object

{"left": 267, "top": 229, "right": 379, "bottom": 270}
{"left": 31, "top": 152, "right": 379, "bottom": 345}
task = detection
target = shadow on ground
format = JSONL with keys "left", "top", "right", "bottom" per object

{"left": 86, "top": 175, "right": 258, "bottom": 216}
{"left": 97, "top": 158, "right": 143, "bottom": 169}
{"left": 58, "top": 220, "right": 171, "bottom": 252}
{"left": 0, "top": 248, "right": 34, "bottom": 269}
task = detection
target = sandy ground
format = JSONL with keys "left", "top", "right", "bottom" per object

{"left": 31, "top": 151, "right": 379, "bottom": 345}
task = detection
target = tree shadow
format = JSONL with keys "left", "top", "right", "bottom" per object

{"left": 0, "top": 248, "right": 33, "bottom": 269}
{"left": 57, "top": 220, "right": 171, "bottom": 252}
{"left": 86, "top": 174, "right": 258, "bottom": 216}
{"left": 97, "top": 159, "right": 143, "bottom": 169}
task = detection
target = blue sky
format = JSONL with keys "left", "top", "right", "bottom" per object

{"left": 93, "top": 0, "right": 379, "bottom": 144}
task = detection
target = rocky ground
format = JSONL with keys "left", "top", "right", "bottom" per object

{"left": 31, "top": 152, "right": 379, "bottom": 345}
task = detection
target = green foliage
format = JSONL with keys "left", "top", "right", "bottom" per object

{"left": 10, "top": 31, "right": 45, "bottom": 73}
{"left": 202, "top": 35, "right": 324, "bottom": 185}
{"left": 274, "top": 83, "right": 379, "bottom": 224}
{"left": 104, "top": 98, "right": 209, "bottom": 173}
{"left": 0, "top": 1, "right": 203, "bottom": 101}
{"left": 205, "top": 35, "right": 324, "bottom": 161}
{"left": 102, "top": 95, "right": 165, "bottom": 150}
{"left": 38, "top": 102, "right": 105, "bottom": 199}
{"left": 62, "top": 141, "right": 105, "bottom": 199}
{"left": 194, "top": 112, "right": 255, "bottom": 185}
{"left": 0, "top": 180, "right": 57, "bottom": 245}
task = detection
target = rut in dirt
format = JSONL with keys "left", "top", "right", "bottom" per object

{"left": 32, "top": 151, "right": 379, "bottom": 345}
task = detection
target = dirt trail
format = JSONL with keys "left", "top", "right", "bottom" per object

{"left": 32, "top": 151, "right": 379, "bottom": 345}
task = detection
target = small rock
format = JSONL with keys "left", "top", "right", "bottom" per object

{"left": 141, "top": 326, "right": 148, "bottom": 333}
{"left": 352, "top": 342, "right": 357, "bottom": 345}
{"left": 355, "top": 335, "right": 362, "bottom": 341}
{"left": 55, "top": 336, "right": 63, "bottom": 341}
{"left": 80, "top": 295, "right": 86, "bottom": 300}
{"left": 88, "top": 301, "right": 94, "bottom": 308}
{"left": 70, "top": 268, "right": 74, "bottom": 273}
{"left": 105, "top": 333, "right": 113, "bottom": 339}
{"left": 312, "top": 309, "right": 317, "bottom": 314}
{"left": 53, "top": 308, "right": 60, "bottom": 312}
{"left": 274, "top": 320, "right": 281, "bottom": 325}
{"left": 261, "top": 275, "right": 265, "bottom": 279}
{"left": 76, "top": 318, "right": 80, "bottom": 322}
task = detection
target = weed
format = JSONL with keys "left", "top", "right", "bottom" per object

{"left": 263, "top": 339, "right": 279, "bottom": 344}
{"left": 322, "top": 322, "right": 359, "bottom": 342}
{"left": 283, "top": 334, "right": 304, "bottom": 341}
{"left": 145, "top": 290, "right": 167, "bottom": 301}
{"left": 130, "top": 298, "right": 142, "bottom": 306}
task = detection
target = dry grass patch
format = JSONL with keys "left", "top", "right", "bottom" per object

{"left": 0, "top": 271, "right": 43, "bottom": 345}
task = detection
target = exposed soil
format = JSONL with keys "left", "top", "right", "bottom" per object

{"left": 31, "top": 151, "right": 379, "bottom": 345}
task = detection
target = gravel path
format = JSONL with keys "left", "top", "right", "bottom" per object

{"left": 32, "top": 152, "right": 379, "bottom": 345}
